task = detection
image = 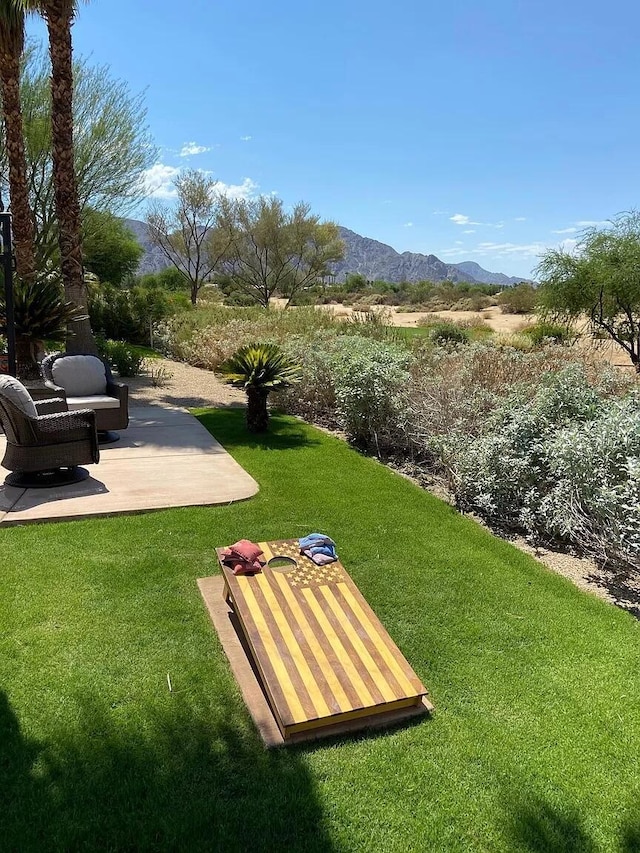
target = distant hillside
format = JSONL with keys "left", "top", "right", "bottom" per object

{"left": 452, "top": 261, "right": 525, "bottom": 287}
{"left": 123, "top": 218, "right": 527, "bottom": 285}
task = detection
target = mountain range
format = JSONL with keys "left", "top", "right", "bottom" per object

{"left": 124, "top": 219, "right": 526, "bottom": 286}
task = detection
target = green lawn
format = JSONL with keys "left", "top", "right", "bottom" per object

{"left": 1, "top": 410, "right": 639, "bottom": 851}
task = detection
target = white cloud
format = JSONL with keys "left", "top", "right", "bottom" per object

{"left": 440, "top": 240, "right": 546, "bottom": 260}
{"left": 240, "top": 135, "right": 252, "bottom": 142}
{"left": 216, "top": 177, "right": 258, "bottom": 200}
{"left": 142, "top": 163, "right": 180, "bottom": 198}
{"left": 450, "top": 213, "right": 472, "bottom": 225}
{"left": 142, "top": 165, "right": 258, "bottom": 201}
{"left": 463, "top": 229, "right": 476, "bottom": 234}
{"left": 559, "top": 238, "right": 579, "bottom": 254}
{"left": 551, "top": 227, "right": 578, "bottom": 234}
{"left": 403, "top": 221, "right": 414, "bottom": 227}
{"left": 514, "top": 217, "right": 527, "bottom": 221}
{"left": 179, "top": 141, "right": 211, "bottom": 157}
{"left": 575, "top": 219, "right": 607, "bottom": 227}
{"left": 455, "top": 240, "right": 463, "bottom": 245}
{"left": 432, "top": 209, "right": 448, "bottom": 215}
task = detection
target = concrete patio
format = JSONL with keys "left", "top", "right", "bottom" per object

{"left": 0, "top": 404, "right": 259, "bottom": 525}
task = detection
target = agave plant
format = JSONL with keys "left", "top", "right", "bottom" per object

{"left": 0, "top": 276, "right": 87, "bottom": 378}
{"left": 219, "top": 343, "right": 301, "bottom": 433}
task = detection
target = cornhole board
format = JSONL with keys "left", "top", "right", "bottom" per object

{"left": 198, "top": 539, "right": 432, "bottom": 746}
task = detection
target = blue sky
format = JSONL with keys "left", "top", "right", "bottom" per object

{"left": 27, "top": 0, "right": 640, "bottom": 277}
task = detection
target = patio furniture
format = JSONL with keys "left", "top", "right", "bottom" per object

{"left": 0, "top": 375, "right": 99, "bottom": 487}
{"left": 41, "top": 353, "right": 129, "bottom": 442}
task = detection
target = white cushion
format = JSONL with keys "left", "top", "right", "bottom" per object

{"left": 0, "top": 375, "right": 37, "bottom": 418}
{"left": 52, "top": 355, "right": 107, "bottom": 396}
{"left": 67, "top": 395, "right": 120, "bottom": 411}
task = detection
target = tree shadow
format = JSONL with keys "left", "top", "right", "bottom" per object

{"left": 621, "top": 824, "right": 640, "bottom": 852}
{"left": 0, "top": 689, "right": 334, "bottom": 852}
{"left": 508, "top": 796, "right": 597, "bottom": 852}
{"left": 196, "top": 410, "right": 321, "bottom": 452}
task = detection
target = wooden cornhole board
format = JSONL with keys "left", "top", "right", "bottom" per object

{"left": 198, "top": 539, "right": 432, "bottom": 746}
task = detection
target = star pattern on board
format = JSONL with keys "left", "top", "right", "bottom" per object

{"left": 266, "top": 540, "right": 345, "bottom": 589}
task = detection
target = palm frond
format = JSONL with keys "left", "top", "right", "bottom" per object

{"left": 219, "top": 343, "right": 302, "bottom": 390}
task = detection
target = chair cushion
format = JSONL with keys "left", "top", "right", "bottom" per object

{"left": 66, "top": 395, "right": 120, "bottom": 411}
{"left": 0, "top": 375, "right": 37, "bottom": 418}
{"left": 52, "top": 355, "right": 107, "bottom": 396}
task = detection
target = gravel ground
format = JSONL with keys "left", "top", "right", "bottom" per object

{"left": 128, "top": 355, "right": 634, "bottom": 616}
{"left": 127, "top": 357, "right": 245, "bottom": 409}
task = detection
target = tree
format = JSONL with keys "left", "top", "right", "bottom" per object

{"left": 146, "top": 170, "right": 233, "bottom": 305}
{"left": 536, "top": 212, "right": 640, "bottom": 372}
{"left": 219, "top": 197, "right": 344, "bottom": 308}
{"left": 82, "top": 209, "right": 142, "bottom": 285}
{"left": 38, "top": 0, "right": 95, "bottom": 353}
{"left": 0, "top": 0, "right": 36, "bottom": 281}
{"left": 0, "top": 48, "right": 156, "bottom": 272}
{"left": 219, "top": 343, "right": 301, "bottom": 433}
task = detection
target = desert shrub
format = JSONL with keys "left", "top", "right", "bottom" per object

{"left": 331, "top": 337, "right": 410, "bottom": 450}
{"left": 522, "top": 322, "right": 572, "bottom": 346}
{"left": 418, "top": 320, "right": 470, "bottom": 346}
{"left": 497, "top": 283, "right": 538, "bottom": 314}
{"left": 279, "top": 335, "right": 410, "bottom": 452}
{"left": 451, "top": 294, "right": 493, "bottom": 312}
{"left": 98, "top": 339, "right": 145, "bottom": 377}
{"left": 405, "top": 343, "right": 633, "bottom": 460}
{"left": 89, "top": 283, "right": 178, "bottom": 345}
{"left": 443, "top": 366, "right": 640, "bottom": 567}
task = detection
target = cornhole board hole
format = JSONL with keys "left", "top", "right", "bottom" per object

{"left": 198, "top": 539, "right": 432, "bottom": 746}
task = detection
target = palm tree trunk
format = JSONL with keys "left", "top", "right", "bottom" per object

{"left": 43, "top": 1, "right": 96, "bottom": 354}
{"left": 246, "top": 386, "right": 269, "bottom": 433}
{"left": 0, "top": 37, "right": 35, "bottom": 281}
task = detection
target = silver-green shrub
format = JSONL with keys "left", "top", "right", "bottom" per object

{"left": 279, "top": 335, "right": 410, "bottom": 451}
{"left": 448, "top": 365, "right": 640, "bottom": 566}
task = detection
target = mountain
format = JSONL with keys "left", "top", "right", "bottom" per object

{"left": 123, "top": 218, "right": 527, "bottom": 285}
{"left": 451, "top": 261, "right": 525, "bottom": 287}
{"left": 123, "top": 218, "right": 169, "bottom": 275}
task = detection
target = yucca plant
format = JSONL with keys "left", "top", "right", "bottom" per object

{"left": 219, "top": 343, "right": 301, "bottom": 433}
{"left": 0, "top": 276, "right": 86, "bottom": 378}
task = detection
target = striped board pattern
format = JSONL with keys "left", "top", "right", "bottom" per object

{"left": 217, "top": 539, "right": 429, "bottom": 739}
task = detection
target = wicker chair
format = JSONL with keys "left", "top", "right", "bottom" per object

{"left": 41, "top": 353, "right": 129, "bottom": 439}
{"left": 0, "top": 376, "right": 99, "bottom": 488}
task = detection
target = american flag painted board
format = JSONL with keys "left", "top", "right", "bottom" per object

{"left": 217, "top": 540, "right": 429, "bottom": 739}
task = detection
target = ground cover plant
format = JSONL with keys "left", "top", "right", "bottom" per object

{"left": 2, "top": 410, "right": 640, "bottom": 851}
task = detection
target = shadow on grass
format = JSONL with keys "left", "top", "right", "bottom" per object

{"left": 622, "top": 825, "right": 640, "bottom": 852}
{"left": 509, "top": 797, "right": 597, "bottom": 852}
{"left": 0, "top": 690, "right": 334, "bottom": 852}
{"left": 195, "top": 410, "right": 321, "bottom": 452}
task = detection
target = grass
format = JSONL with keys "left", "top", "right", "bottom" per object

{"left": 2, "top": 410, "right": 640, "bottom": 851}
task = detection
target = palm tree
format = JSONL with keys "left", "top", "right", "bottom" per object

{"left": 37, "top": 0, "right": 96, "bottom": 353}
{"left": 219, "top": 343, "right": 302, "bottom": 433}
{"left": 0, "top": 0, "right": 36, "bottom": 281}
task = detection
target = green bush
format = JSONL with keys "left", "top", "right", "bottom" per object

{"left": 89, "top": 283, "right": 178, "bottom": 345}
{"left": 419, "top": 320, "right": 470, "bottom": 346}
{"left": 522, "top": 322, "right": 571, "bottom": 346}
{"left": 98, "top": 339, "right": 145, "bottom": 377}
{"left": 497, "top": 283, "right": 537, "bottom": 314}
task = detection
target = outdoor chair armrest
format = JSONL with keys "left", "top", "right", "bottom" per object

{"left": 106, "top": 381, "right": 128, "bottom": 406}
{"left": 35, "top": 397, "right": 68, "bottom": 415}
{"left": 43, "top": 380, "right": 67, "bottom": 399}
{"left": 34, "top": 408, "right": 97, "bottom": 442}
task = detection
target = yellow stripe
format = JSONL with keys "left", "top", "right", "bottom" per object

{"left": 337, "top": 583, "right": 421, "bottom": 697}
{"left": 273, "top": 571, "right": 354, "bottom": 713}
{"left": 254, "top": 573, "right": 331, "bottom": 719}
{"left": 240, "top": 581, "right": 307, "bottom": 723}
{"left": 302, "top": 587, "right": 375, "bottom": 708}
{"left": 259, "top": 542, "right": 274, "bottom": 560}
{"left": 319, "top": 586, "right": 397, "bottom": 703}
